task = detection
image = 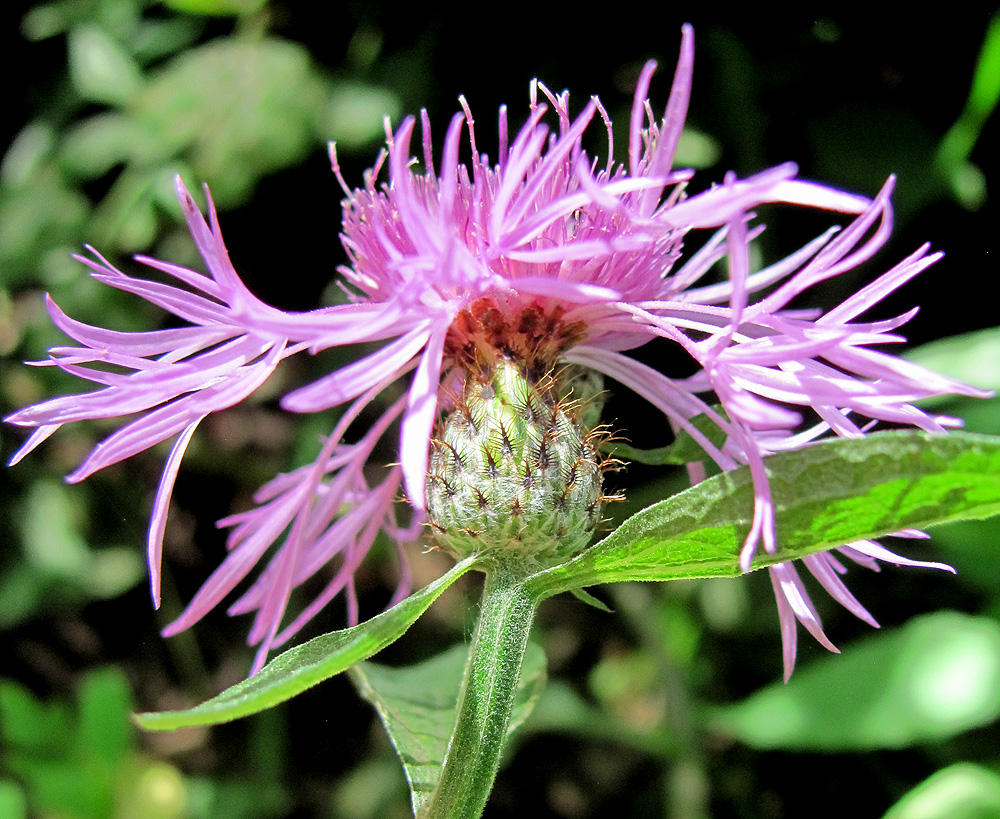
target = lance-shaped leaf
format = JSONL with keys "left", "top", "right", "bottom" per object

{"left": 350, "top": 642, "right": 547, "bottom": 817}
{"left": 526, "top": 431, "right": 1000, "bottom": 598}
{"left": 135, "top": 557, "right": 479, "bottom": 730}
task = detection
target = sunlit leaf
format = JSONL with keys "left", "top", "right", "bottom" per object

{"left": 135, "top": 557, "right": 479, "bottom": 730}
{"left": 20, "top": 480, "right": 90, "bottom": 579}
{"left": 906, "top": 328, "right": 1000, "bottom": 401}
{"left": 350, "top": 642, "right": 546, "bottom": 817}
{"left": 2, "top": 123, "right": 55, "bottom": 187}
{"left": 60, "top": 113, "right": 163, "bottom": 179}
{"left": 116, "top": 761, "right": 188, "bottom": 819}
{"left": 86, "top": 546, "right": 144, "bottom": 599}
{"left": 526, "top": 431, "right": 1000, "bottom": 597}
{"left": 330, "top": 756, "right": 409, "bottom": 819}
{"left": 883, "top": 763, "right": 1000, "bottom": 819}
{"left": 711, "top": 612, "right": 1000, "bottom": 750}
{"left": 675, "top": 127, "right": 722, "bottom": 169}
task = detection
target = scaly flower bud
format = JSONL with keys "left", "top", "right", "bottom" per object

{"left": 427, "top": 359, "right": 605, "bottom": 564}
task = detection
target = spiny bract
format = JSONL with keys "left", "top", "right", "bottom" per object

{"left": 426, "top": 359, "right": 606, "bottom": 564}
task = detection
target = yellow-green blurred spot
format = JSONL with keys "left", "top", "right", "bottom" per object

{"left": 698, "top": 576, "right": 749, "bottom": 632}
{"left": 675, "top": 127, "right": 721, "bottom": 169}
{"left": 0, "top": 780, "right": 28, "bottom": 819}
{"left": 138, "top": 763, "right": 185, "bottom": 819}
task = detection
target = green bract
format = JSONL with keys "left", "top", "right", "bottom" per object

{"left": 426, "top": 359, "right": 604, "bottom": 564}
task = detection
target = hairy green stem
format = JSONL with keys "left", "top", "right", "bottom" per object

{"left": 423, "top": 564, "right": 536, "bottom": 819}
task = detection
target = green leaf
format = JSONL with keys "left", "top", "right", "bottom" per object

{"left": 968, "top": 14, "right": 1000, "bottom": 119}
{"left": 710, "top": 612, "right": 1000, "bottom": 751}
{"left": 883, "top": 763, "right": 1000, "bottom": 819}
{"left": 330, "top": 757, "right": 409, "bottom": 819}
{"left": 75, "top": 668, "right": 134, "bottom": 764}
{"left": 60, "top": 113, "right": 163, "bottom": 179}
{"left": 569, "top": 587, "right": 612, "bottom": 613}
{"left": 0, "top": 679, "right": 73, "bottom": 755}
{"left": 85, "top": 546, "right": 144, "bottom": 599}
{"left": 675, "top": 127, "right": 722, "bottom": 169}
{"left": 68, "top": 25, "right": 143, "bottom": 106}
{"left": 20, "top": 480, "right": 91, "bottom": 578}
{"left": 350, "top": 641, "right": 547, "bottom": 817}
{"left": 135, "top": 557, "right": 478, "bottom": 731}
{"left": 527, "top": 431, "right": 1000, "bottom": 597}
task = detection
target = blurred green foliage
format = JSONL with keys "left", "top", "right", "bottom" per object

{"left": 711, "top": 612, "right": 1000, "bottom": 750}
{"left": 1, "top": 667, "right": 182, "bottom": 819}
{"left": 884, "top": 764, "right": 1000, "bottom": 819}
{"left": 0, "top": 667, "right": 293, "bottom": 819}
{"left": 0, "top": 479, "right": 144, "bottom": 628}
{"left": 4, "top": 0, "right": 399, "bottom": 280}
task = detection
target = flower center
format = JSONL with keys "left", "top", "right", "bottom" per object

{"left": 442, "top": 297, "right": 586, "bottom": 382}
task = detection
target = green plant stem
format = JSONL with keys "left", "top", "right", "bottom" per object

{"left": 423, "top": 564, "right": 536, "bottom": 819}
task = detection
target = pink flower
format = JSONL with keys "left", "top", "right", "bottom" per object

{"left": 6, "top": 25, "right": 985, "bottom": 676}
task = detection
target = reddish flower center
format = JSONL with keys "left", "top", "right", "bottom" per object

{"left": 443, "top": 297, "right": 586, "bottom": 380}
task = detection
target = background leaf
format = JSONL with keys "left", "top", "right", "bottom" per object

{"left": 710, "top": 611, "right": 1000, "bottom": 750}
{"left": 906, "top": 328, "right": 1000, "bottom": 401}
{"left": 350, "top": 641, "right": 547, "bottom": 817}
{"left": 883, "top": 763, "right": 1000, "bottom": 819}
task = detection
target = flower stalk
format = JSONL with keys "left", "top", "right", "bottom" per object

{"left": 424, "top": 564, "right": 537, "bottom": 819}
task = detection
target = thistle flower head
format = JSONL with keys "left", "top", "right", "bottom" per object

{"left": 427, "top": 357, "right": 608, "bottom": 564}
{"left": 6, "top": 25, "right": 988, "bottom": 677}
